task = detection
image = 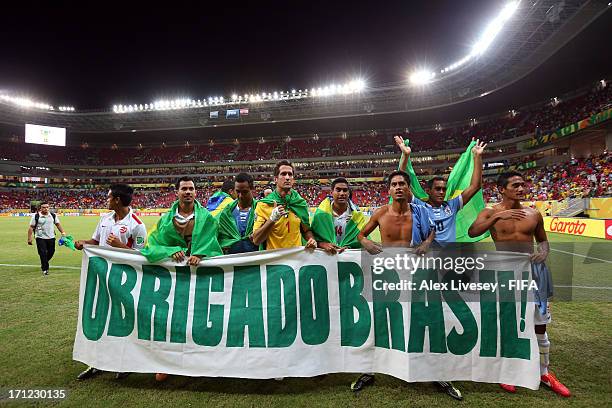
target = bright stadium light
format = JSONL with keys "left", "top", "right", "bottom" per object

{"left": 471, "top": 1, "right": 520, "bottom": 56}
{"left": 107, "top": 75, "right": 366, "bottom": 111}
{"left": 435, "top": 1, "right": 521, "bottom": 76}
{"left": 410, "top": 70, "right": 436, "bottom": 85}
{"left": 349, "top": 79, "right": 365, "bottom": 92}
{"left": 0, "top": 94, "right": 56, "bottom": 111}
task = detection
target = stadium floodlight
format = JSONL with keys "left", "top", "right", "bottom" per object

{"left": 435, "top": 1, "right": 520, "bottom": 76}
{"left": 1, "top": 94, "right": 55, "bottom": 111}
{"left": 471, "top": 1, "right": 520, "bottom": 56}
{"left": 410, "top": 70, "right": 436, "bottom": 85}
{"left": 232, "top": 94, "right": 237, "bottom": 101}
{"left": 354, "top": 79, "right": 366, "bottom": 91}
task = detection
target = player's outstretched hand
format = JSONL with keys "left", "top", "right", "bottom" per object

{"left": 394, "top": 135, "right": 411, "bottom": 156}
{"left": 362, "top": 239, "right": 383, "bottom": 255}
{"left": 74, "top": 240, "right": 84, "bottom": 250}
{"left": 172, "top": 251, "right": 186, "bottom": 262}
{"left": 187, "top": 255, "right": 202, "bottom": 266}
{"left": 472, "top": 138, "right": 487, "bottom": 155}
{"left": 497, "top": 209, "right": 527, "bottom": 221}
{"left": 305, "top": 237, "right": 317, "bottom": 252}
{"left": 319, "top": 242, "right": 342, "bottom": 255}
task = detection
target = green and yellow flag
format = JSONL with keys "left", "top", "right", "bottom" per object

{"left": 141, "top": 200, "right": 222, "bottom": 263}
{"left": 399, "top": 138, "right": 429, "bottom": 201}
{"left": 445, "top": 140, "right": 489, "bottom": 242}
{"left": 206, "top": 191, "right": 234, "bottom": 218}
{"left": 258, "top": 190, "right": 310, "bottom": 227}
{"left": 217, "top": 199, "right": 258, "bottom": 249}
{"left": 310, "top": 198, "right": 367, "bottom": 248}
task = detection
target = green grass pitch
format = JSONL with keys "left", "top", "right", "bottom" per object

{"left": 0, "top": 216, "right": 610, "bottom": 407}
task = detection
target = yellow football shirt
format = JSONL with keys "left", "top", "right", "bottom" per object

{"left": 254, "top": 202, "right": 303, "bottom": 249}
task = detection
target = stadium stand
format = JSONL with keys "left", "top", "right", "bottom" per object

{"left": 1, "top": 82, "right": 609, "bottom": 167}
{"left": 0, "top": 81, "right": 610, "bottom": 211}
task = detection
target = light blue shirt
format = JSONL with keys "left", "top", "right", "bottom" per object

{"left": 412, "top": 196, "right": 463, "bottom": 245}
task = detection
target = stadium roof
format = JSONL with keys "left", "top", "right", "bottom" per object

{"left": 0, "top": 0, "right": 609, "bottom": 134}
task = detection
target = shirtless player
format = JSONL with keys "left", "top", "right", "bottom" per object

{"left": 468, "top": 171, "right": 570, "bottom": 397}
{"left": 352, "top": 170, "right": 463, "bottom": 401}
{"left": 358, "top": 170, "right": 434, "bottom": 254}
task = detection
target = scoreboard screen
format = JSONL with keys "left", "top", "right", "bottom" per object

{"left": 25, "top": 124, "right": 66, "bottom": 146}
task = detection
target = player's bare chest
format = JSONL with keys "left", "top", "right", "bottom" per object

{"left": 381, "top": 213, "right": 412, "bottom": 233}
{"left": 494, "top": 216, "right": 537, "bottom": 235}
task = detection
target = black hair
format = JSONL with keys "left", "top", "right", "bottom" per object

{"left": 386, "top": 170, "right": 411, "bottom": 188}
{"left": 274, "top": 160, "right": 294, "bottom": 176}
{"left": 222, "top": 178, "right": 235, "bottom": 193}
{"left": 109, "top": 183, "right": 134, "bottom": 206}
{"left": 176, "top": 176, "right": 194, "bottom": 190}
{"left": 331, "top": 177, "right": 350, "bottom": 190}
{"left": 497, "top": 171, "right": 524, "bottom": 189}
{"left": 427, "top": 176, "right": 446, "bottom": 189}
{"left": 331, "top": 177, "right": 352, "bottom": 200}
{"left": 235, "top": 172, "right": 254, "bottom": 188}
{"left": 39, "top": 201, "right": 49, "bottom": 208}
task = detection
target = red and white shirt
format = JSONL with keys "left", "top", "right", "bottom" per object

{"left": 92, "top": 209, "right": 147, "bottom": 250}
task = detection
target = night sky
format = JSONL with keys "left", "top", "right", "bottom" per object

{"left": 1, "top": 0, "right": 608, "bottom": 113}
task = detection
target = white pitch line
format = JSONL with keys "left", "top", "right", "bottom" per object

{"left": 555, "top": 285, "right": 612, "bottom": 290}
{"left": 0, "top": 263, "right": 80, "bottom": 270}
{"left": 550, "top": 248, "right": 612, "bottom": 264}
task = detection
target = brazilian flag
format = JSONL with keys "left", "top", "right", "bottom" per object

{"left": 398, "top": 138, "right": 429, "bottom": 200}
{"left": 445, "top": 140, "right": 489, "bottom": 242}
{"left": 217, "top": 199, "right": 258, "bottom": 249}
{"left": 206, "top": 191, "right": 234, "bottom": 218}
{"left": 257, "top": 190, "right": 310, "bottom": 227}
{"left": 310, "top": 198, "right": 367, "bottom": 248}
{"left": 141, "top": 200, "right": 222, "bottom": 262}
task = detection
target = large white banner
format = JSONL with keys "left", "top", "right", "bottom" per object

{"left": 74, "top": 246, "right": 540, "bottom": 389}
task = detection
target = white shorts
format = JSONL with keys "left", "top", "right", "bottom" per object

{"left": 534, "top": 301, "right": 552, "bottom": 325}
